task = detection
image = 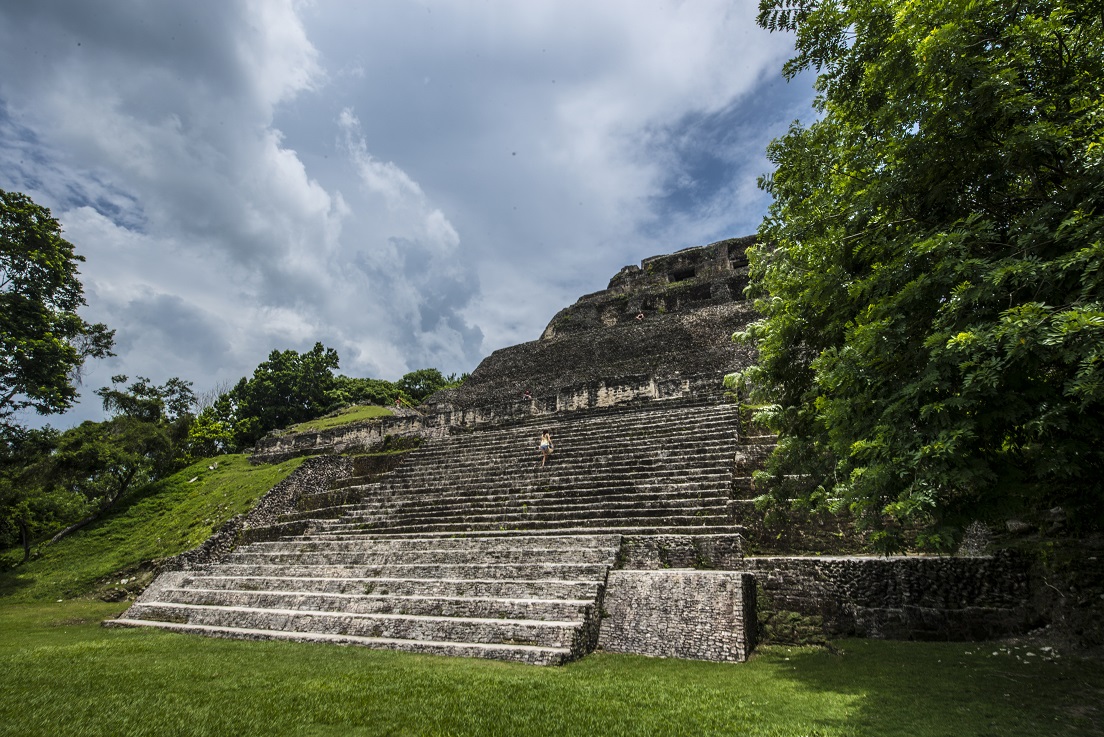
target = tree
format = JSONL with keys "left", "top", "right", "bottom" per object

{"left": 95, "top": 374, "right": 197, "bottom": 462}
{"left": 1, "top": 190, "right": 114, "bottom": 432}
{"left": 221, "top": 342, "right": 341, "bottom": 448}
{"left": 185, "top": 406, "right": 236, "bottom": 459}
{"left": 396, "top": 368, "right": 466, "bottom": 403}
{"left": 94, "top": 375, "right": 196, "bottom": 425}
{"left": 330, "top": 375, "right": 400, "bottom": 407}
{"left": 0, "top": 426, "right": 78, "bottom": 563}
{"left": 44, "top": 417, "right": 172, "bottom": 543}
{"left": 33, "top": 375, "right": 193, "bottom": 546}
{"left": 736, "top": 0, "right": 1104, "bottom": 550}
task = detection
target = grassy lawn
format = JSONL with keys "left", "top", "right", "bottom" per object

{"left": 2, "top": 448, "right": 1100, "bottom": 736}
{"left": 287, "top": 405, "right": 394, "bottom": 434}
{"left": 0, "top": 454, "right": 304, "bottom": 603}
{"left": 0, "top": 600, "right": 1100, "bottom": 737}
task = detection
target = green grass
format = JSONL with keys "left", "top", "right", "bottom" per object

{"left": 0, "top": 601, "right": 1100, "bottom": 736}
{"left": 1, "top": 449, "right": 1100, "bottom": 735}
{"left": 0, "top": 454, "right": 304, "bottom": 602}
{"left": 288, "top": 405, "right": 394, "bottom": 434}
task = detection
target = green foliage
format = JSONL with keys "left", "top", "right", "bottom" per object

{"left": 48, "top": 418, "right": 173, "bottom": 514}
{"left": 395, "top": 367, "right": 468, "bottom": 403}
{"left": 0, "top": 427, "right": 78, "bottom": 561}
{"left": 185, "top": 343, "right": 465, "bottom": 452}
{"left": 184, "top": 408, "right": 234, "bottom": 460}
{"left": 95, "top": 375, "right": 195, "bottom": 425}
{"left": 95, "top": 374, "right": 196, "bottom": 464}
{"left": 0, "top": 190, "right": 114, "bottom": 432}
{"left": 212, "top": 342, "right": 341, "bottom": 449}
{"left": 739, "top": 0, "right": 1104, "bottom": 551}
{"left": 329, "top": 375, "right": 399, "bottom": 407}
{"left": 2, "top": 376, "right": 200, "bottom": 555}
{"left": 0, "top": 454, "right": 302, "bottom": 601}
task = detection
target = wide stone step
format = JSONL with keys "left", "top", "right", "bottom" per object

{"left": 361, "top": 474, "right": 733, "bottom": 501}
{"left": 305, "top": 523, "right": 743, "bottom": 539}
{"left": 448, "top": 407, "right": 739, "bottom": 433}
{"left": 413, "top": 431, "right": 733, "bottom": 459}
{"left": 398, "top": 445, "right": 735, "bottom": 472}
{"left": 104, "top": 619, "right": 572, "bottom": 665}
{"left": 416, "top": 427, "right": 737, "bottom": 453}
{"left": 375, "top": 463, "right": 735, "bottom": 490}
{"left": 177, "top": 574, "right": 604, "bottom": 601}
{"left": 367, "top": 483, "right": 733, "bottom": 508}
{"left": 159, "top": 588, "right": 592, "bottom": 622}
{"left": 281, "top": 487, "right": 731, "bottom": 525}
{"left": 343, "top": 502, "right": 730, "bottom": 529}
{"left": 205, "top": 561, "right": 612, "bottom": 581}
{"left": 225, "top": 546, "right": 618, "bottom": 566}
{"left": 380, "top": 466, "right": 734, "bottom": 489}
{"left": 344, "top": 483, "right": 732, "bottom": 510}
{"left": 123, "top": 602, "right": 581, "bottom": 648}
{"left": 352, "top": 486, "right": 728, "bottom": 511}
{"left": 417, "top": 432, "right": 737, "bottom": 454}
{"left": 351, "top": 485, "right": 731, "bottom": 509}
{"left": 373, "top": 481, "right": 733, "bottom": 503}
{"left": 342, "top": 497, "right": 729, "bottom": 524}
{"left": 427, "top": 410, "right": 737, "bottom": 443}
{"left": 321, "top": 513, "right": 734, "bottom": 536}
{"left": 243, "top": 534, "right": 622, "bottom": 554}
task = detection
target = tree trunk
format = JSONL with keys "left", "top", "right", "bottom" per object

{"left": 48, "top": 472, "right": 135, "bottom": 545}
{"left": 48, "top": 511, "right": 103, "bottom": 545}
{"left": 19, "top": 518, "right": 31, "bottom": 564}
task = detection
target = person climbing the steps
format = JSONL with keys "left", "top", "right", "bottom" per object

{"left": 538, "top": 430, "right": 554, "bottom": 468}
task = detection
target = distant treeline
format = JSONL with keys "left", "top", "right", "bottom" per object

{"left": 1, "top": 341, "right": 464, "bottom": 562}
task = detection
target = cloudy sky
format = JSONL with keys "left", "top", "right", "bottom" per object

{"left": 0, "top": 0, "right": 814, "bottom": 426}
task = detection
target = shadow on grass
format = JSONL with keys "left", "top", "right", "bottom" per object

{"left": 0, "top": 559, "right": 36, "bottom": 599}
{"left": 0, "top": 482, "right": 164, "bottom": 599}
{"left": 3, "top": 601, "right": 1103, "bottom": 737}
{"left": 762, "top": 639, "right": 1104, "bottom": 737}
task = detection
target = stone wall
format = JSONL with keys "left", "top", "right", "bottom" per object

{"left": 426, "top": 304, "right": 756, "bottom": 412}
{"left": 252, "top": 373, "right": 731, "bottom": 462}
{"left": 253, "top": 238, "right": 759, "bottom": 461}
{"left": 740, "top": 553, "right": 1035, "bottom": 641}
{"left": 550, "top": 236, "right": 755, "bottom": 339}
{"left": 250, "top": 413, "right": 446, "bottom": 464}
{"left": 598, "top": 571, "right": 757, "bottom": 662}
{"left": 616, "top": 534, "right": 745, "bottom": 570}
{"left": 426, "top": 237, "right": 758, "bottom": 412}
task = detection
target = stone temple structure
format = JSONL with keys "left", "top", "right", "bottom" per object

{"left": 108, "top": 238, "right": 1033, "bottom": 664}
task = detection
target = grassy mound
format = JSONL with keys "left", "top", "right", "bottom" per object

{"left": 286, "top": 404, "right": 393, "bottom": 434}
{"left": 0, "top": 454, "right": 304, "bottom": 603}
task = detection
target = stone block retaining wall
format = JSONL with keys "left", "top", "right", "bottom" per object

{"left": 599, "top": 571, "right": 756, "bottom": 662}
{"left": 617, "top": 534, "right": 745, "bottom": 570}
{"left": 740, "top": 554, "right": 1034, "bottom": 641}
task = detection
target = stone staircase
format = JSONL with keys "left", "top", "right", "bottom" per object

{"left": 110, "top": 534, "right": 618, "bottom": 665}
{"left": 109, "top": 399, "right": 745, "bottom": 663}
{"left": 303, "top": 399, "right": 742, "bottom": 538}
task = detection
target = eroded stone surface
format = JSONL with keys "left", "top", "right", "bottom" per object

{"left": 599, "top": 570, "right": 756, "bottom": 662}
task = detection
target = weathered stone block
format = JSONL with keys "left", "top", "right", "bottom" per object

{"left": 598, "top": 570, "right": 756, "bottom": 662}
